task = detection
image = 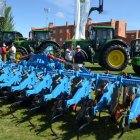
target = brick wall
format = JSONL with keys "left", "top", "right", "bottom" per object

{"left": 32, "top": 19, "right": 140, "bottom": 46}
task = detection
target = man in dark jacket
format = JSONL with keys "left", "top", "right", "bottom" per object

{"left": 74, "top": 45, "right": 86, "bottom": 70}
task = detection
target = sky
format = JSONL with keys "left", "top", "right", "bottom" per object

{"left": 5, "top": 0, "right": 140, "bottom": 37}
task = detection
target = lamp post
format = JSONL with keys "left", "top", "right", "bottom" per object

{"left": 44, "top": 8, "right": 50, "bottom": 27}
{"left": 0, "top": 0, "right": 6, "bottom": 31}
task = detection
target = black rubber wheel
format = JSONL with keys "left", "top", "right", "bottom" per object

{"left": 102, "top": 45, "right": 129, "bottom": 71}
{"left": 16, "top": 47, "right": 28, "bottom": 60}
{"left": 132, "top": 65, "right": 140, "bottom": 74}
{"left": 40, "top": 42, "right": 60, "bottom": 57}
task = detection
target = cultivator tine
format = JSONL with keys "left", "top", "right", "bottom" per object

{"left": 77, "top": 121, "right": 90, "bottom": 140}
{"left": 27, "top": 106, "right": 40, "bottom": 127}
{"left": 50, "top": 100, "right": 65, "bottom": 136}
{"left": 76, "top": 106, "right": 93, "bottom": 140}
{"left": 50, "top": 112, "right": 63, "bottom": 137}
{"left": 118, "top": 114, "right": 129, "bottom": 140}
{"left": 28, "top": 106, "right": 41, "bottom": 115}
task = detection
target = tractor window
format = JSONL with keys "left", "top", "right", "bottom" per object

{"left": 96, "top": 28, "right": 113, "bottom": 42}
{"left": 89, "top": 29, "right": 95, "bottom": 40}
{"left": 16, "top": 32, "right": 23, "bottom": 40}
{"left": 136, "top": 40, "right": 140, "bottom": 46}
{"left": 130, "top": 39, "right": 140, "bottom": 54}
{"left": 3, "top": 33, "right": 15, "bottom": 42}
{"left": 134, "top": 40, "right": 140, "bottom": 52}
{"left": 34, "top": 32, "right": 51, "bottom": 41}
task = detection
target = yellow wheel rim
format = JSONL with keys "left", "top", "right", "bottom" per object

{"left": 108, "top": 50, "right": 125, "bottom": 67}
{"left": 16, "top": 52, "right": 23, "bottom": 59}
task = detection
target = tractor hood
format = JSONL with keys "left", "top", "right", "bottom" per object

{"left": 64, "top": 39, "right": 92, "bottom": 50}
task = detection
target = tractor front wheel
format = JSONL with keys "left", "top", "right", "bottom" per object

{"left": 16, "top": 47, "right": 28, "bottom": 60}
{"left": 102, "top": 45, "right": 129, "bottom": 71}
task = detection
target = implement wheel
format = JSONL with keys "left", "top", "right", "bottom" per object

{"left": 102, "top": 45, "right": 129, "bottom": 71}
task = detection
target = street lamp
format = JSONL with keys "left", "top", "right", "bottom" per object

{"left": 44, "top": 8, "right": 50, "bottom": 27}
{"left": 0, "top": 0, "right": 6, "bottom": 31}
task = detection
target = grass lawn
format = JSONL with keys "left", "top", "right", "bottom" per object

{"left": 0, "top": 63, "right": 140, "bottom": 140}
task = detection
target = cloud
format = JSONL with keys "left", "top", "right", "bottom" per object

{"left": 47, "top": 0, "right": 75, "bottom": 14}
{"left": 55, "top": 12, "right": 65, "bottom": 18}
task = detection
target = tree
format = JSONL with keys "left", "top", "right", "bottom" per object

{"left": 0, "top": 0, "right": 14, "bottom": 31}
{"left": 4, "top": 5, "right": 15, "bottom": 31}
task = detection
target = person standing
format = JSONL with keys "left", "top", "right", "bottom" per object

{"left": 69, "top": 43, "right": 75, "bottom": 61}
{"left": 64, "top": 43, "right": 75, "bottom": 69}
{"left": 74, "top": 45, "right": 86, "bottom": 70}
{"left": 8, "top": 42, "right": 16, "bottom": 61}
{"left": 2, "top": 43, "right": 7, "bottom": 62}
{"left": 65, "top": 48, "right": 74, "bottom": 69}
{"left": 65, "top": 45, "right": 75, "bottom": 62}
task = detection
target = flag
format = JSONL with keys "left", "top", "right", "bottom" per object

{"left": 74, "top": 0, "right": 90, "bottom": 39}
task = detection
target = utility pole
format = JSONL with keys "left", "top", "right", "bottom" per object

{"left": 44, "top": 8, "right": 50, "bottom": 27}
{"left": 0, "top": 0, "right": 6, "bottom": 31}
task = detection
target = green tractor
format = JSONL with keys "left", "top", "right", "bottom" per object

{"left": 64, "top": 26, "right": 129, "bottom": 71}
{"left": 0, "top": 31, "right": 25, "bottom": 46}
{"left": 14, "top": 29, "right": 60, "bottom": 59}
{"left": 130, "top": 38, "right": 140, "bottom": 74}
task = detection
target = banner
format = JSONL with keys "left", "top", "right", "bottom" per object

{"left": 74, "top": 0, "right": 90, "bottom": 39}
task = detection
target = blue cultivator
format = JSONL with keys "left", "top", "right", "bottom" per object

{"left": 0, "top": 51, "right": 140, "bottom": 140}
{"left": 75, "top": 74, "right": 140, "bottom": 140}
{"left": 118, "top": 85, "right": 140, "bottom": 139}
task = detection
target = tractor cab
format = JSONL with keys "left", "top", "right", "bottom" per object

{"left": 88, "top": 26, "right": 115, "bottom": 50}
{"left": 29, "top": 30, "right": 53, "bottom": 42}
{"left": 130, "top": 38, "right": 140, "bottom": 57}
{"left": 0, "top": 31, "right": 24, "bottom": 45}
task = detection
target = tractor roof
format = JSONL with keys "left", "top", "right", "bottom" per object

{"left": 91, "top": 26, "right": 114, "bottom": 29}
{"left": 32, "top": 30, "right": 52, "bottom": 32}
{"left": 1, "top": 31, "right": 21, "bottom": 33}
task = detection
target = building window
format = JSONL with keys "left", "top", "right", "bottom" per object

{"left": 59, "top": 29, "right": 63, "bottom": 34}
{"left": 131, "top": 35, "right": 135, "bottom": 37}
{"left": 66, "top": 29, "right": 69, "bottom": 33}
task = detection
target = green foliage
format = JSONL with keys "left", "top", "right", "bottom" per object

{"left": 3, "top": 6, "right": 14, "bottom": 31}
{"left": 0, "top": 0, "right": 14, "bottom": 31}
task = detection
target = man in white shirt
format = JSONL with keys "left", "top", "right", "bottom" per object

{"left": 65, "top": 49, "right": 73, "bottom": 62}
{"left": 65, "top": 48, "right": 75, "bottom": 69}
{"left": 9, "top": 43, "right": 16, "bottom": 61}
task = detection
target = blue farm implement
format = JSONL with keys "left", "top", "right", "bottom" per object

{"left": 0, "top": 52, "right": 140, "bottom": 140}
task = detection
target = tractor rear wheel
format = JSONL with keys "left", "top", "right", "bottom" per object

{"left": 102, "top": 45, "right": 129, "bottom": 71}
{"left": 16, "top": 47, "right": 28, "bottom": 60}
{"left": 40, "top": 42, "right": 60, "bottom": 57}
{"left": 132, "top": 65, "right": 140, "bottom": 74}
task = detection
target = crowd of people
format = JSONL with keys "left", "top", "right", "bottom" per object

{"left": 64, "top": 43, "right": 86, "bottom": 70}
{"left": 0, "top": 41, "right": 86, "bottom": 71}
{"left": 0, "top": 42, "right": 16, "bottom": 62}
